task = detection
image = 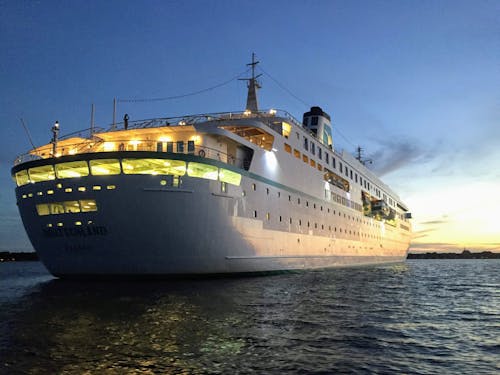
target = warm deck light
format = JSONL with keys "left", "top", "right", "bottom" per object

{"left": 269, "top": 109, "right": 276, "bottom": 115}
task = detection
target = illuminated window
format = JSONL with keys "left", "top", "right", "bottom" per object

{"left": 90, "top": 159, "right": 121, "bottom": 175}
{"left": 49, "top": 202, "right": 65, "bottom": 215}
{"left": 64, "top": 201, "right": 81, "bottom": 213}
{"left": 317, "top": 164, "right": 322, "bottom": 171}
{"left": 15, "top": 170, "right": 30, "bottom": 186}
{"left": 93, "top": 185, "right": 101, "bottom": 191}
{"left": 187, "top": 162, "right": 218, "bottom": 180}
{"left": 219, "top": 168, "right": 241, "bottom": 186}
{"left": 293, "top": 149, "right": 300, "bottom": 159}
{"left": 284, "top": 143, "right": 292, "bottom": 153}
{"left": 37, "top": 191, "right": 43, "bottom": 196}
{"left": 122, "top": 159, "right": 186, "bottom": 176}
{"left": 28, "top": 165, "right": 56, "bottom": 183}
{"left": 75, "top": 221, "right": 82, "bottom": 226}
{"left": 221, "top": 182, "right": 227, "bottom": 193}
{"left": 266, "top": 213, "right": 270, "bottom": 220}
{"left": 160, "top": 180, "right": 167, "bottom": 186}
{"left": 36, "top": 204, "right": 50, "bottom": 216}
{"left": 282, "top": 122, "right": 291, "bottom": 138}
{"left": 57, "top": 222, "right": 63, "bottom": 227}
{"left": 252, "top": 183, "right": 256, "bottom": 191}
{"left": 46, "top": 223, "right": 53, "bottom": 228}
{"left": 302, "top": 155, "right": 308, "bottom": 163}
{"left": 56, "top": 183, "right": 62, "bottom": 189}
{"left": 28, "top": 193, "right": 33, "bottom": 197}
{"left": 80, "top": 199, "right": 97, "bottom": 212}
{"left": 22, "top": 194, "right": 27, "bottom": 199}
{"left": 55, "top": 161, "right": 89, "bottom": 179}
{"left": 65, "top": 188, "right": 72, "bottom": 193}
{"left": 310, "top": 159, "right": 316, "bottom": 168}
{"left": 78, "top": 187, "right": 86, "bottom": 192}
{"left": 106, "top": 185, "right": 116, "bottom": 190}
{"left": 173, "top": 176, "right": 182, "bottom": 187}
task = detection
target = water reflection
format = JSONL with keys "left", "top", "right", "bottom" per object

{"left": 1, "top": 261, "right": 498, "bottom": 374}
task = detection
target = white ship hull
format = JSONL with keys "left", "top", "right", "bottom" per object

{"left": 14, "top": 152, "right": 410, "bottom": 277}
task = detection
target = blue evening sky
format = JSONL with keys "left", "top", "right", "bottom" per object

{"left": 1, "top": 0, "right": 498, "bottom": 252}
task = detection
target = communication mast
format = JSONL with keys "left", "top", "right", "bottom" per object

{"left": 239, "top": 53, "right": 262, "bottom": 113}
{"left": 356, "top": 146, "right": 372, "bottom": 166}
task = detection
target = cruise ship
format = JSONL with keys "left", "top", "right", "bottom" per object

{"left": 11, "top": 57, "right": 412, "bottom": 277}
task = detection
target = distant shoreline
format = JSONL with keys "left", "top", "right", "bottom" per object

{"left": 1, "top": 250, "right": 499, "bottom": 262}
{"left": 407, "top": 250, "right": 499, "bottom": 259}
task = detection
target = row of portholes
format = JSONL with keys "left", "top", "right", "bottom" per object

{"left": 247, "top": 182, "right": 383, "bottom": 230}
{"left": 252, "top": 210, "right": 383, "bottom": 240}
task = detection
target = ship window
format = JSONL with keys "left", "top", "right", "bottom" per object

{"left": 15, "top": 170, "right": 30, "bottom": 186}
{"left": 302, "top": 155, "right": 308, "bottom": 163}
{"left": 310, "top": 159, "right": 316, "bottom": 168}
{"left": 282, "top": 122, "right": 291, "bottom": 138}
{"left": 55, "top": 161, "right": 89, "bottom": 179}
{"left": 75, "top": 221, "right": 82, "bottom": 226}
{"left": 284, "top": 143, "right": 292, "bottom": 153}
{"left": 37, "top": 191, "right": 43, "bottom": 196}
{"left": 311, "top": 143, "right": 315, "bottom": 155}
{"left": 47, "top": 190, "right": 54, "bottom": 195}
{"left": 187, "top": 162, "right": 218, "bottom": 180}
{"left": 303, "top": 137, "right": 308, "bottom": 151}
{"left": 64, "top": 188, "right": 72, "bottom": 193}
{"left": 64, "top": 201, "right": 81, "bottom": 213}
{"left": 187, "top": 140, "right": 195, "bottom": 154}
{"left": 332, "top": 158, "right": 336, "bottom": 169}
{"left": 219, "top": 168, "right": 241, "bottom": 186}
{"left": 176, "top": 141, "right": 184, "bottom": 153}
{"left": 166, "top": 142, "right": 174, "bottom": 152}
{"left": 173, "top": 176, "right": 182, "bottom": 187}
{"left": 339, "top": 162, "right": 343, "bottom": 173}
{"left": 78, "top": 187, "right": 86, "bottom": 192}
{"left": 122, "top": 159, "right": 186, "bottom": 176}
{"left": 93, "top": 185, "right": 101, "bottom": 190}
{"left": 317, "top": 164, "right": 322, "bottom": 171}
{"left": 49, "top": 202, "right": 65, "bottom": 215}
{"left": 36, "top": 204, "right": 50, "bottom": 216}
{"left": 266, "top": 213, "right": 270, "bottom": 220}
{"left": 266, "top": 188, "right": 270, "bottom": 195}
{"left": 318, "top": 148, "right": 322, "bottom": 159}
{"left": 325, "top": 153, "right": 329, "bottom": 164}
{"left": 80, "top": 199, "right": 97, "bottom": 212}
{"left": 253, "top": 210, "right": 257, "bottom": 218}
{"left": 311, "top": 116, "right": 318, "bottom": 126}
{"left": 252, "top": 183, "right": 256, "bottom": 191}
{"left": 221, "top": 182, "right": 227, "bottom": 193}
{"left": 90, "top": 159, "right": 121, "bottom": 175}
{"left": 293, "top": 149, "right": 300, "bottom": 159}
{"left": 106, "top": 185, "right": 116, "bottom": 190}
{"left": 28, "top": 165, "right": 56, "bottom": 183}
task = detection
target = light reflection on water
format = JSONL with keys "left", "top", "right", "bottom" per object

{"left": 0, "top": 260, "right": 499, "bottom": 374}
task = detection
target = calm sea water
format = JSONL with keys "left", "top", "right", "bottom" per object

{"left": 0, "top": 260, "right": 498, "bottom": 374}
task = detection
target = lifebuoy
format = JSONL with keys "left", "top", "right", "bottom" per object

{"left": 198, "top": 149, "right": 206, "bottom": 157}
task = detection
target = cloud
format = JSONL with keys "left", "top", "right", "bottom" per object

{"left": 368, "top": 138, "right": 432, "bottom": 176}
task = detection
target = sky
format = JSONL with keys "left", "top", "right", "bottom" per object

{"left": 1, "top": 0, "right": 498, "bottom": 253}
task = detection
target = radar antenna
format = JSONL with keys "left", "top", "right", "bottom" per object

{"left": 239, "top": 53, "right": 262, "bottom": 113}
{"left": 356, "top": 146, "right": 372, "bottom": 166}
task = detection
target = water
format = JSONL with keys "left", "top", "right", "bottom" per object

{"left": 1, "top": 261, "right": 498, "bottom": 374}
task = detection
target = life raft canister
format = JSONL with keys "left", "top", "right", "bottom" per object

{"left": 198, "top": 149, "right": 206, "bottom": 157}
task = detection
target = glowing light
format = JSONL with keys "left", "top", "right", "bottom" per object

{"left": 264, "top": 150, "right": 278, "bottom": 172}
{"left": 129, "top": 140, "right": 141, "bottom": 146}
{"left": 269, "top": 109, "right": 276, "bottom": 115}
{"left": 244, "top": 110, "right": 251, "bottom": 116}
{"left": 158, "top": 136, "right": 172, "bottom": 143}
{"left": 179, "top": 121, "right": 186, "bottom": 126}
{"left": 68, "top": 148, "right": 77, "bottom": 155}
{"left": 103, "top": 142, "right": 115, "bottom": 152}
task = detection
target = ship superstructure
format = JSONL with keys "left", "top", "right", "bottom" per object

{"left": 11, "top": 58, "right": 412, "bottom": 277}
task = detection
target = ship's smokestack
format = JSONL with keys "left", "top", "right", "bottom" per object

{"left": 303, "top": 106, "right": 333, "bottom": 149}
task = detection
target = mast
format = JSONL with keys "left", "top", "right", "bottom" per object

{"left": 239, "top": 53, "right": 262, "bottom": 113}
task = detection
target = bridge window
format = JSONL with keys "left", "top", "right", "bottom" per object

{"left": 219, "top": 168, "right": 241, "bottom": 186}
{"left": 29, "top": 165, "right": 56, "bottom": 183}
{"left": 90, "top": 159, "right": 121, "bottom": 175}
{"left": 122, "top": 159, "right": 186, "bottom": 176}
{"left": 55, "top": 161, "right": 89, "bottom": 179}
{"left": 187, "top": 162, "right": 218, "bottom": 180}
{"left": 14, "top": 170, "right": 30, "bottom": 186}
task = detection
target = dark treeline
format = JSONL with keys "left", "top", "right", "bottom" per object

{"left": 408, "top": 250, "right": 500, "bottom": 259}
{"left": 0, "top": 252, "right": 39, "bottom": 262}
